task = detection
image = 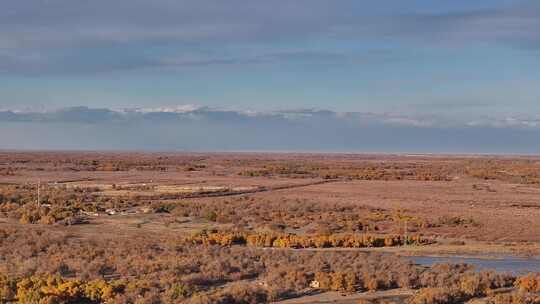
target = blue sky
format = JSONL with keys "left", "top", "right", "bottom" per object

{"left": 1, "top": 0, "right": 540, "bottom": 152}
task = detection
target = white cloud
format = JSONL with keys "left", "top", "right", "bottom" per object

{"left": 1, "top": 105, "right": 540, "bottom": 131}
{"left": 129, "top": 105, "right": 202, "bottom": 114}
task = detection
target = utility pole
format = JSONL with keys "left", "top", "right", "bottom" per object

{"left": 404, "top": 220, "right": 408, "bottom": 246}
{"left": 37, "top": 179, "right": 41, "bottom": 208}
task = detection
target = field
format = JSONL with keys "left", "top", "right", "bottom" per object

{"left": 2, "top": 151, "right": 540, "bottom": 303}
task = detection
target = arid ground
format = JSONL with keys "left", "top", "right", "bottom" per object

{"left": 1, "top": 151, "right": 540, "bottom": 303}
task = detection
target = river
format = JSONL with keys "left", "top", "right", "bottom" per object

{"left": 410, "top": 256, "right": 540, "bottom": 274}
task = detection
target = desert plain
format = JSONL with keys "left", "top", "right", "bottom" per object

{"left": 1, "top": 151, "right": 540, "bottom": 303}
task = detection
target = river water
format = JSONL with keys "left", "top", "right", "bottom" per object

{"left": 409, "top": 256, "right": 540, "bottom": 275}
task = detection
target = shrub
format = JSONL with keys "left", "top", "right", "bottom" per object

{"left": 0, "top": 274, "right": 16, "bottom": 302}
{"left": 408, "top": 288, "right": 466, "bottom": 304}
{"left": 515, "top": 274, "right": 540, "bottom": 293}
{"left": 204, "top": 211, "right": 218, "bottom": 222}
{"left": 163, "top": 283, "right": 194, "bottom": 301}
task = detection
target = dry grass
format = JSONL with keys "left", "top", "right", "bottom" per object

{"left": 2, "top": 152, "right": 540, "bottom": 303}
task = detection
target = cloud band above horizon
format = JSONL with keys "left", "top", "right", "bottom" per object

{"left": 1, "top": 106, "right": 540, "bottom": 154}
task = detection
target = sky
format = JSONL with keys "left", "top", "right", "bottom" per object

{"left": 1, "top": 0, "right": 540, "bottom": 153}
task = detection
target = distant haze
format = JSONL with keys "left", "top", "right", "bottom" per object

{"left": 1, "top": 106, "right": 540, "bottom": 154}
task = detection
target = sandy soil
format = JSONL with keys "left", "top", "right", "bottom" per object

{"left": 276, "top": 288, "right": 413, "bottom": 303}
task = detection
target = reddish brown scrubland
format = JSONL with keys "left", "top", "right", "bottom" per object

{"left": 2, "top": 151, "right": 540, "bottom": 303}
